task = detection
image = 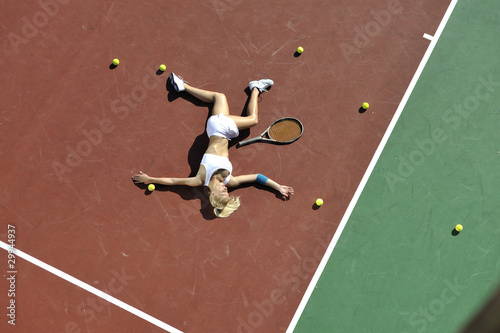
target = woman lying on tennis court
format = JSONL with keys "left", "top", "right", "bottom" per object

{"left": 132, "top": 73, "right": 294, "bottom": 218}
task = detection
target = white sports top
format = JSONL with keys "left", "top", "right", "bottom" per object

{"left": 200, "top": 154, "right": 233, "bottom": 186}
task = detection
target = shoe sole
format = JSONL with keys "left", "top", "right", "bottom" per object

{"left": 169, "top": 73, "right": 179, "bottom": 92}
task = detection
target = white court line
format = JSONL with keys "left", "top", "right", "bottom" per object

{"left": 423, "top": 33, "right": 434, "bottom": 41}
{"left": 286, "top": 0, "right": 459, "bottom": 332}
{"left": 0, "top": 241, "right": 183, "bottom": 333}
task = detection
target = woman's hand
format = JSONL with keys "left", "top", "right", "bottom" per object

{"left": 132, "top": 171, "right": 151, "bottom": 184}
{"left": 278, "top": 185, "right": 294, "bottom": 199}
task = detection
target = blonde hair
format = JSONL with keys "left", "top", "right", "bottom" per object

{"left": 210, "top": 195, "right": 240, "bottom": 218}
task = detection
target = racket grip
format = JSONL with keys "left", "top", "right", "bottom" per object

{"left": 237, "top": 137, "right": 262, "bottom": 147}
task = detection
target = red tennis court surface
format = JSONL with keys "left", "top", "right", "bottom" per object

{"left": 0, "top": 0, "right": 448, "bottom": 332}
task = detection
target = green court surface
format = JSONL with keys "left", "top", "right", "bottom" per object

{"left": 294, "top": 1, "right": 500, "bottom": 332}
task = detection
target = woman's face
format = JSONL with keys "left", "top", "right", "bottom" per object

{"left": 212, "top": 181, "right": 229, "bottom": 199}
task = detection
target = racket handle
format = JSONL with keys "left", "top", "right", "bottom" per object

{"left": 237, "top": 136, "right": 263, "bottom": 147}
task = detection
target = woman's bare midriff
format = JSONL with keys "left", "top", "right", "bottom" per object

{"left": 196, "top": 136, "right": 230, "bottom": 183}
{"left": 205, "top": 136, "right": 230, "bottom": 157}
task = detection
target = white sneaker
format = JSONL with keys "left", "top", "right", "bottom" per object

{"left": 249, "top": 79, "right": 274, "bottom": 93}
{"left": 170, "top": 72, "right": 186, "bottom": 92}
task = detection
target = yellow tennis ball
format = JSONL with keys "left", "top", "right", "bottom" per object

{"left": 455, "top": 224, "right": 463, "bottom": 232}
{"left": 112, "top": 58, "right": 119, "bottom": 65}
{"left": 316, "top": 198, "right": 323, "bottom": 206}
{"left": 297, "top": 46, "right": 304, "bottom": 54}
{"left": 362, "top": 102, "right": 369, "bottom": 109}
{"left": 148, "top": 184, "right": 155, "bottom": 191}
{"left": 159, "top": 64, "right": 166, "bottom": 71}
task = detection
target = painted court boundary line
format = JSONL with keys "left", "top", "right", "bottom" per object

{"left": 423, "top": 33, "right": 434, "bottom": 41}
{"left": 286, "top": 0, "right": 459, "bottom": 332}
{"left": 0, "top": 241, "right": 183, "bottom": 333}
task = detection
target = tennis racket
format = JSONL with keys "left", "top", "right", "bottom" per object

{"left": 237, "top": 117, "right": 304, "bottom": 147}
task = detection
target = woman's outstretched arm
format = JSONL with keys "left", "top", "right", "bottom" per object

{"left": 132, "top": 171, "right": 202, "bottom": 187}
{"left": 227, "top": 174, "right": 294, "bottom": 199}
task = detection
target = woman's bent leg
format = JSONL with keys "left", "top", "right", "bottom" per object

{"left": 229, "top": 87, "right": 259, "bottom": 130}
{"left": 184, "top": 83, "right": 229, "bottom": 116}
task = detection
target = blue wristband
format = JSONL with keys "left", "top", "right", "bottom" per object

{"left": 256, "top": 173, "right": 269, "bottom": 185}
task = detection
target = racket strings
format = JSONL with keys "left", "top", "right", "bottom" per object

{"left": 268, "top": 120, "right": 302, "bottom": 142}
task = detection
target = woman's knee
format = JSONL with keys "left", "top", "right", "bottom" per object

{"left": 213, "top": 92, "right": 227, "bottom": 103}
{"left": 212, "top": 93, "right": 229, "bottom": 115}
{"left": 250, "top": 115, "right": 258, "bottom": 127}
{"left": 245, "top": 115, "right": 258, "bottom": 128}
